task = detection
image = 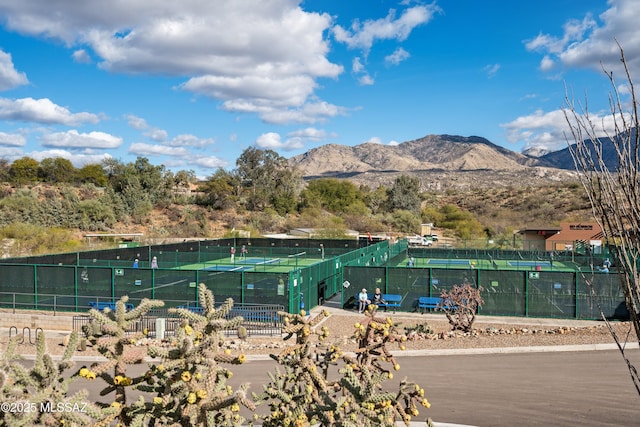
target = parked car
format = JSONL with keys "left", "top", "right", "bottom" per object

{"left": 423, "top": 234, "right": 439, "bottom": 241}
{"left": 408, "top": 235, "right": 433, "bottom": 246}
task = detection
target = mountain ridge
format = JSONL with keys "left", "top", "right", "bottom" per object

{"left": 289, "top": 134, "right": 556, "bottom": 176}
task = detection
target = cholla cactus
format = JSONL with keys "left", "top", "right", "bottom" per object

{"left": 138, "top": 283, "right": 255, "bottom": 427}
{"left": 255, "top": 305, "right": 433, "bottom": 427}
{"left": 343, "top": 304, "right": 432, "bottom": 426}
{"left": 253, "top": 308, "right": 338, "bottom": 426}
{"left": 439, "top": 284, "right": 484, "bottom": 332}
{"left": 0, "top": 331, "right": 104, "bottom": 426}
{"left": 81, "top": 295, "right": 165, "bottom": 426}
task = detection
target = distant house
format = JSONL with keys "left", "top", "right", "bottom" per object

{"left": 517, "top": 222, "right": 604, "bottom": 253}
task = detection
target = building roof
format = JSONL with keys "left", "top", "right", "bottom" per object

{"left": 516, "top": 227, "right": 562, "bottom": 234}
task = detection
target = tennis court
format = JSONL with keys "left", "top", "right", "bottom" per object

{"left": 199, "top": 257, "right": 283, "bottom": 272}
{"left": 236, "top": 257, "right": 282, "bottom": 266}
{"left": 507, "top": 261, "right": 551, "bottom": 267}
{"left": 427, "top": 259, "right": 471, "bottom": 266}
{"left": 201, "top": 265, "right": 255, "bottom": 272}
{"left": 392, "top": 256, "right": 578, "bottom": 272}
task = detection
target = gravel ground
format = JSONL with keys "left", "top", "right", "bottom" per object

{"left": 4, "top": 307, "right": 635, "bottom": 359}
{"left": 231, "top": 309, "right": 636, "bottom": 355}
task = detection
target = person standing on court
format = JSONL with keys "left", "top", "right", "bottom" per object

{"left": 151, "top": 256, "right": 158, "bottom": 269}
{"left": 230, "top": 247, "right": 236, "bottom": 263}
{"left": 241, "top": 245, "right": 247, "bottom": 259}
{"left": 133, "top": 259, "right": 139, "bottom": 268}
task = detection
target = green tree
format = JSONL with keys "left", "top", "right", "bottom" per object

{"left": 0, "top": 158, "right": 10, "bottom": 182}
{"left": 8, "top": 156, "right": 39, "bottom": 185}
{"left": 387, "top": 175, "right": 421, "bottom": 213}
{"left": 438, "top": 204, "right": 485, "bottom": 239}
{"left": 132, "top": 157, "right": 171, "bottom": 203}
{"left": 386, "top": 209, "right": 421, "bottom": 233}
{"left": 77, "top": 163, "right": 108, "bottom": 187}
{"left": 38, "top": 157, "right": 76, "bottom": 183}
{"left": 77, "top": 199, "right": 117, "bottom": 230}
{"left": 102, "top": 157, "right": 173, "bottom": 219}
{"left": 197, "top": 168, "right": 239, "bottom": 210}
{"left": 421, "top": 206, "right": 445, "bottom": 226}
{"left": 121, "top": 176, "right": 153, "bottom": 223}
{"left": 362, "top": 184, "right": 388, "bottom": 215}
{"left": 235, "top": 147, "right": 301, "bottom": 214}
{"left": 300, "top": 178, "right": 363, "bottom": 213}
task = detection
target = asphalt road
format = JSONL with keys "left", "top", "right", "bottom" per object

{"left": 29, "top": 349, "right": 640, "bottom": 426}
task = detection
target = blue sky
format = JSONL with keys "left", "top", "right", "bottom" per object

{"left": 0, "top": 0, "right": 636, "bottom": 178}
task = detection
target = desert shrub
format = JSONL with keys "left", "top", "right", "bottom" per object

{"left": 385, "top": 209, "right": 421, "bottom": 234}
{"left": 77, "top": 199, "right": 117, "bottom": 230}
{"left": 405, "top": 322, "right": 434, "bottom": 335}
{"left": 439, "top": 284, "right": 484, "bottom": 332}
{"left": 0, "top": 222, "right": 81, "bottom": 255}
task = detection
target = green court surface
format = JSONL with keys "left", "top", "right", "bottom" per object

{"left": 175, "top": 254, "right": 322, "bottom": 273}
{"left": 393, "top": 257, "right": 580, "bottom": 272}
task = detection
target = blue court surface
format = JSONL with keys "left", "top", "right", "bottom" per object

{"left": 202, "top": 265, "right": 254, "bottom": 272}
{"left": 427, "top": 259, "right": 471, "bottom": 265}
{"left": 236, "top": 257, "right": 281, "bottom": 266}
{"left": 507, "top": 261, "right": 551, "bottom": 267}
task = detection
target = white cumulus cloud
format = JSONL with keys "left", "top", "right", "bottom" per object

{"left": 0, "top": 97, "right": 99, "bottom": 125}
{"left": 385, "top": 47, "right": 410, "bottom": 66}
{"left": 0, "top": 49, "right": 28, "bottom": 90}
{"left": 0, "top": 131, "right": 26, "bottom": 146}
{"left": 0, "top": 0, "right": 346, "bottom": 125}
{"left": 525, "top": 0, "right": 640, "bottom": 76}
{"left": 39, "top": 129, "right": 122, "bottom": 149}
{"left": 332, "top": 5, "right": 438, "bottom": 54}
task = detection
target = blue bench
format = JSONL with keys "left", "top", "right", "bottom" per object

{"left": 176, "top": 305, "right": 278, "bottom": 323}
{"left": 231, "top": 307, "right": 279, "bottom": 324}
{"left": 417, "top": 296, "right": 441, "bottom": 313}
{"left": 417, "top": 296, "right": 456, "bottom": 314}
{"left": 177, "top": 304, "right": 204, "bottom": 314}
{"left": 378, "top": 294, "right": 402, "bottom": 313}
{"left": 354, "top": 293, "right": 402, "bottom": 313}
{"left": 88, "top": 301, "right": 134, "bottom": 312}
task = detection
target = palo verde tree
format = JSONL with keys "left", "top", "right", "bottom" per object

{"left": 563, "top": 42, "right": 640, "bottom": 394}
{"left": 300, "top": 178, "right": 365, "bottom": 214}
{"left": 386, "top": 174, "right": 421, "bottom": 213}
{"left": 235, "top": 147, "right": 302, "bottom": 215}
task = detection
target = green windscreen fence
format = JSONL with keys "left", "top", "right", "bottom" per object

{"left": 149, "top": 269, "right": 198, "bottom": 305}
{"left": 478, "top": 270, "right": 526, "bottom": 316}
{"left": 526, "top": 271, "right": 576, "bottom": 318}
{"left": 577, "top": 272, "right": 624, "bottom": 319}
{"left": 0, "top": 264, "right": 35, "bottom": 309}
{"left": 243, "top": 272, "right": 288, "bottom": 307}
{"left": 0, "top": 238, "right": 627, "bottom": 320}
{"left": 77, "top": 267, "right": 112, "bottom": 309}
{"left": 344, "top": 265, "right": 625, "bottom": 320}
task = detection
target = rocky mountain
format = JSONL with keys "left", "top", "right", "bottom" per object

{"left": 290, "top": 135, "right": 540, "bottom": 177}
{"left": 288, "top": 134, "right": 578, "bottom": 190}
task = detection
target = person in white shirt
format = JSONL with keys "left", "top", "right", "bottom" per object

{"left": 358, "top": 288, "right": 370, "bottom": 313}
